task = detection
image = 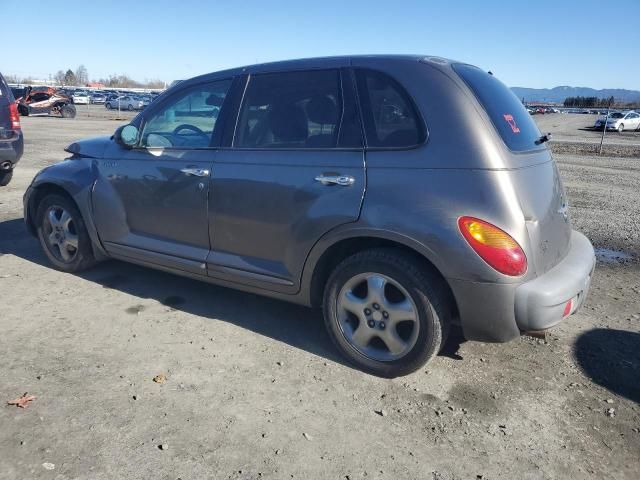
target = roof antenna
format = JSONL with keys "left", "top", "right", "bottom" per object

{"left": 488, "top": 70, "right": 493, "bottom": 76}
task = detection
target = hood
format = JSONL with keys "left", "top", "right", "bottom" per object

{"left": 64, "top": 135, "right": 112, "bottom": 159}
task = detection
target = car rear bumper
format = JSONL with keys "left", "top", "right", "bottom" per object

{"left": 0, "top": 130, "right": 24, "bottom": 164}
{"left": 514, "top": 230, "right": 595, "bottom": 332}
{"left": 448, "top": 230, "right": 595, "bottom": 342}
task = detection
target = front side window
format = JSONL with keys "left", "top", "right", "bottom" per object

{"left": 355, "top": 69, "right": 425, "bottom": 148}
{"left": 140, "top": 79, "right": 231, "bottom": 148}
{"left": 234, "top": 69, "right": 342, "bottom": 149}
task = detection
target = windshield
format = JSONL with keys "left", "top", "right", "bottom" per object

{"left": 608, "top": 113, "right": 624, "bottom": 119}
{"left": 453, "top": 63, "right": 543, "bottom": 152}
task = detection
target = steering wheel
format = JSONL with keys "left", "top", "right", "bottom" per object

{"left": 171, "top": 124, "right": 210, "bottom": 148}
{"left": 172, "top": 124, "right": 208, "bottom": 138}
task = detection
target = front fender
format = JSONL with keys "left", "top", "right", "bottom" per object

{"left": 24, "top": 159, "right": 108, "bottom": 259}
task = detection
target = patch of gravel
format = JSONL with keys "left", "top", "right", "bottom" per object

{"left": 551, "top": 141, "right": 640, "bottom": 159}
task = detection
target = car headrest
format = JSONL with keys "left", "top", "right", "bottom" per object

{"left": 306, "top": 95, "right": 338, "bottom": 125}
{"left": 268, "top": 103, "right": 308, "bottom": 142}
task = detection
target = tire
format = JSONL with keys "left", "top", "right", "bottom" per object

{"left": 106, "top": 103, "right": 112, "bottom": 110}
{"left": 61, "top": 104, "right": 76, "bottom": 119}
{"left": 127, "top": 104, "right": 134, "bottom": 111}
{"left": 618, "top": 124, "right": 624, "bottom": 133}
{"left": 35, "top": 194, "right": 96, "bottom": 272}
{"left": 0, "top": 169, "right": 13, "bottom": 187}
{"left": 323, "top": 248, "right": 451, "bottom": 377}
{"left": 17, "top": 105, "right": 29, "bottom": 116}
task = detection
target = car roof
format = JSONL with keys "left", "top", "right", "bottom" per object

{"left": 181, "top": 54, "right": 454, "bottom": 85}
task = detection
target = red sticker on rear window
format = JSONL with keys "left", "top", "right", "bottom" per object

{"left": 503, "top": 114, "right": 520, "bottom": 133}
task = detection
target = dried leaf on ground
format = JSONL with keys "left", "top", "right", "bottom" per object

{"left": 7, "top": 393, "right": 36, "bottom": 409}
{"left": 153, "top": 374, "right": 167, "bottom": 384}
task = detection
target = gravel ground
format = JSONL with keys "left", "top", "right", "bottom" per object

{"left": 0, "top": 114, "right": 638, "bottom": 480}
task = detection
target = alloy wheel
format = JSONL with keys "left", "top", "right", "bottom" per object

{"left": 43, "top": 205, "right": 79, "bottom": 263}
{"left": 336, "top": 272, "right": 419, "bottom": 362}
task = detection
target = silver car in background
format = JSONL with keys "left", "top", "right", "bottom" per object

{"left": 105, "top": 95, "right": 143, "bottom": 111}
{"left": 594, "top": 110, "right": 640, "bottom": 132}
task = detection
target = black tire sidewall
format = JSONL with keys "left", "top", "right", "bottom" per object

{"left": 323, "top": 250, "right": 447, "bottom": 378}
{"left": 35, "top": 194, "right": 95, "bottom": 272}
{"left": 0, "top": 169, "right": 13, "bottom": 187}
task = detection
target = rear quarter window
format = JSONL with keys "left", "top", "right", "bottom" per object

{"left": 453, "top": 63, "right": 543, "bottom": 152}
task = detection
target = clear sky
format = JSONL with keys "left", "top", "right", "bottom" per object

{"left": 3, "top": 0, "right": 639, "bottom": 90}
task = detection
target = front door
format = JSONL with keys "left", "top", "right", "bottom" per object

{"left": 92, "top": 78, "right": 233, "bottom": 275}
{"left": 208, "top": 68, "right": 365, "bottom": 293}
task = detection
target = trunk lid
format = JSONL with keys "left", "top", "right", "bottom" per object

{"left": 450, "top": 63, "right": 572, "bottom": 274}
{"left": 506, "top": 152, "right": 572, "bottom": 275}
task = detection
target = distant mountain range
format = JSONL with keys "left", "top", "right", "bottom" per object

{"left": 511, "top": 86, "right": 640, "bottom": 103}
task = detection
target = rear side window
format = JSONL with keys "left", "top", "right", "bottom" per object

{"left": 235, "top": 69, "right": 342, "bottom": 149}
{"left": 355, "top": 69, "right": 425, "bottom": 148}
{"left": 453, "top": 64, "right": 542, "bottom": 152}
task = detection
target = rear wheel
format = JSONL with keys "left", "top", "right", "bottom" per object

{"left": 61, "top": 104, "right": 76, "bottom": 118}
{"left": 323, "top": 248, "right": 451, "bottom": 377}
{"left": 106, "top": 103, "right": 112, "bottom": 110}
{"left": 36, "top": 194, "right": 96, "bottom": 272}
{"left": 0, "top": 169, "right": 13, "bottom": 187}
{"left": 127, "top": 104, "right": 134, "bottom": 111}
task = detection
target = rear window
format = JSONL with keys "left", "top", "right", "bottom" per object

{"left": 355, "top": 69, "right": 425, "bottom": 148}
{"left": 453, "top": 64, "right": 543, "bottom": 152}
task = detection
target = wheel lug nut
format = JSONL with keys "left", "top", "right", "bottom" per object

{"left": 367, "top": 320, "right": 375, "bottom": 328}
{"left": 364, "top": 308, "right": 371, "bottom": 315}
{"left": 373, "top": 303, "right": 380, "bottom": 310}
{"left": 383, "top": 311, "right": 389, "bottom": 318}
{"left": 380, "top": 322, "right": 386, "bottom": 329}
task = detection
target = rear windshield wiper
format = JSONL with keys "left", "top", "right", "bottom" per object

{"left": 535, "top": 132, "right": 552, "bottom": 145}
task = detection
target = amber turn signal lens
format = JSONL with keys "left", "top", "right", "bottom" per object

{"left": 458, "top": 216, "right": 527, "bottom": 276}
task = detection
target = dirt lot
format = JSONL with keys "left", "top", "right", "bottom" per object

{"left": 0, "top": 112, "right": 638, "bottom": 480}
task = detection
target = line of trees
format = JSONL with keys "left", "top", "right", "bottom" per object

{"left": 95, "top": 74, "right": 165, "bottom": 89}
{"left": 6, "top": 64, "right": 164, "bottom": 89}
{"left": 563, "top": 96, "right": 615, "bottom": 108}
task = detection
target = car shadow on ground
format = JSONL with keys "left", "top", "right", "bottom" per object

{"left": 0, "top": 217, "right": 465, "bottom": 373}
{"left": 574, "top": 328, "right": 640, "bottom": 403}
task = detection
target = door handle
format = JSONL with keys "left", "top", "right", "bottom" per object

{"left": 180, "top": 167, "right": 210, "bottom": 177}
{"left": 314, "top": 174, "right": 355, "bottom": 186}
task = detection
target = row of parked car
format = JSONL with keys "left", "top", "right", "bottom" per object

{"left": 66, "top": 90, "right": 160, "bottom": 110}
{"left": 526, "top": 106, "right": 560, "bottom": 115}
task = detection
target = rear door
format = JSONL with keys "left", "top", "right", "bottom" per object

{"left": 92, "top": 78, "right": 234, "bottom": 275}
{"left": 208, "top": 68, "right": 365, "bottom": 293}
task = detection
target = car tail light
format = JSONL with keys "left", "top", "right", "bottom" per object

{"left": 458, "top": 216, "right": 527, "bottom": 276}
{"left": 8, "top": 102, "right": 21, "bottom": 130}
{"left": 562, "top": 299, "right": 573, "bottom": 318}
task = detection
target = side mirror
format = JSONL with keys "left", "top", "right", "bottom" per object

{"left": 114, "top": 124, "right": 139, "bottom": 148}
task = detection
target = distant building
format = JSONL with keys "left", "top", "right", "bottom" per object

{"left": 86, "top": 82, "right": 106, "bottom": 89}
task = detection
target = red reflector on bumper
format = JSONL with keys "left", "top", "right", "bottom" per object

{"left": 562, "top": 300, "right": 573, "bottom": 318}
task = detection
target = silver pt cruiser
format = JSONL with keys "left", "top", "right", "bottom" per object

{"left": 24, "top": 55, "right": 596, "bottom": 377}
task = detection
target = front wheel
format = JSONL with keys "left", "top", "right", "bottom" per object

{"left": 36, "top": 194, "right": 96, "bottom": 272}
{"left": 106, "top": 103, "right": 112, "bottom": 110}
{"left": 323, "top": 249, "right": 451, "bottom": 377}
{"left": 127, "top": 104, "right": 134, "bottom": 111}
{"left": 618, "top": 123, "right": 624, "bottom": 133}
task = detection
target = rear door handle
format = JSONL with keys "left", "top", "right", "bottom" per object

{"left": 314, "top": 174, "right": 355, "bottom": 186}
{"left": 181, "top": 167, "right": 210, "bottom": 177}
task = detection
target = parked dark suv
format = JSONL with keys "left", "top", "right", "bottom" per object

{"left": 0, "top": 73, "right": 23, "bottom": 186}
{"left": 24, "top": 56, "right": 595, "bottom": 377}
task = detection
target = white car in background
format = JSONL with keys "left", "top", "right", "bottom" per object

{"left": 72, "top": 92, "right": 90, "bottom": 105}
{"left": 594, "top": 111, "right": 640, "bottom": 132}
